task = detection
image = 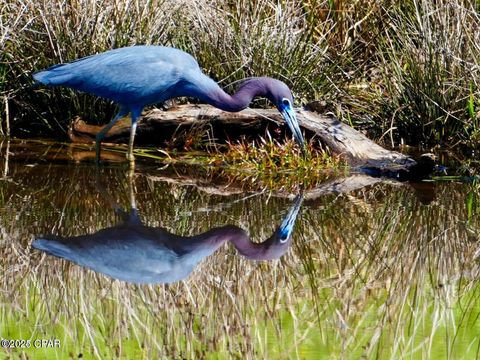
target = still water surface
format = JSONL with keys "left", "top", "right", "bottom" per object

{"left": 1, "top": 139, "right": 480, "bottom": 359}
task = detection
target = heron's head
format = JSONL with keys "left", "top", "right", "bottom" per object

{"left": 263, "top": 78, "right": 305, "bottom": 151}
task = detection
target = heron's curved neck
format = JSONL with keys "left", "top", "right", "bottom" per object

{"left": 214, "top": 78, "right": 270, "bottom": 112}
{"left": 190, "top": 225, "right": 287, "bottom": 260}
{"left": 192, "top": 76, "right": 271, "bottom": 112}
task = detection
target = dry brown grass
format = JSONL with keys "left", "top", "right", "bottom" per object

{"left": 0, "top": 0, "right": 479, "bottom": 151}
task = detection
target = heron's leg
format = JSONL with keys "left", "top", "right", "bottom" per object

{"left": 126, "top": 109, "right": 141, "bottom": 162}
{"left": 95, "top": 107, "right": 129, "bottom": 162}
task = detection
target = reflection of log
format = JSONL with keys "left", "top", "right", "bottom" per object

{"left": 145, "top": 166, "right": 436, "bottom": 207}
{"left": 144, "top": 166, "right": 439, "bottom": 206}
{"left": 145, "top": 170, "right": 400, "bottom": 200}
{"left": 69, "top": 105, "right": 434, "bottom": 178}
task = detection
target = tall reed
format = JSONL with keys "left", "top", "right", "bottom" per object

{"left": 1, "top": 0, "right": 479, "bottom": 150}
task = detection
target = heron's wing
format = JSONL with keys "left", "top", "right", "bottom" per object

{"left": 34, "top": 46, "right": 201, "bottom": 105}
{"left": 33, "top": 231, "right": 184, "bottom": 283}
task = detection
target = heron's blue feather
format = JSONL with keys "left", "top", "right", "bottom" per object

{"left": 33, "top": 46, "right": 201, "bottom": 107}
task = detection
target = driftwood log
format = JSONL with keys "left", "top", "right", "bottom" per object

{"left": 69, "top": 105, "right": 435, "bottom": 179}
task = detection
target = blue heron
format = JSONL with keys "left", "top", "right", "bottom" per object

{"left": 32, "top": 195, "right": 303, "bottom": 284}
{"left": 33, "top": 45, "right": 305, "bottom": 162}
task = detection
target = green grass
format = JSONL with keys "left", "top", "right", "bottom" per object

{"left": 216, "top": 137, "right": 345, "bottom": 190}
{"left": 0, "top": 0, "right": 479, "bottom": 152}
{"left": 131, "top": 136, "right": 345, "bottom": 190}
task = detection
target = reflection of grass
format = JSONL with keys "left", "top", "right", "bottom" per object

{"left": 1, "top": 164, "right": 480, "bottom": 358}
{"left": 3, "top": 244, "right": 480, "bottom": 359}
{"left": 296, "top": 181, "right": 480, "bottom": 359}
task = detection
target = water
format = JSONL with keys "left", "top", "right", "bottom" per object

{"left": 1, "top": 139, "right": 480, "bottom": 359}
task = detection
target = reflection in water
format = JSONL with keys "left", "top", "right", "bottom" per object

{"left": 3, "top": 140, "right": 480, "bottom": 359}
{"left": 33, "top": 191, "right": 303, "bottom": 284}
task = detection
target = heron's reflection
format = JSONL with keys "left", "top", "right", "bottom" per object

{"left": 33, "top": 172, "right": 303, "bottom": 284}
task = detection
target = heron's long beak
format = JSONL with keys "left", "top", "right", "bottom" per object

{"left": 277, "top": 193, "right": 304, "bottom": 242}
{"left": 281, "top": 107, "right": 306, "bottom": 153}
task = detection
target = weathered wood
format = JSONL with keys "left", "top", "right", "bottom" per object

{"left": 145, "top": 171, "right": 400, "bottom": 200}
{"left": 69, "top": 105, "right": 434, "bottom": 178}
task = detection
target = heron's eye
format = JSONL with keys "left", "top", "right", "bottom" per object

{"left": 282, "top": 98, "right": 290, "bottom": 107}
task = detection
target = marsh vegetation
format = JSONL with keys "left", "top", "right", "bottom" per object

{"left": 1, "top": 141, "right": 480, "bottom": 358}
{"left": 1, "top": 1, "right": 480, "bottom": 358}
{"left": 1, "top": 0, "right": 479, "bottom": 154}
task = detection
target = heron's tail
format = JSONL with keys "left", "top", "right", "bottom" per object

{"left": 32, "top": 237, "right": 72, "bottom": 259}
{"left": 33, "top": 64, "right": 73, "bottom": 86}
